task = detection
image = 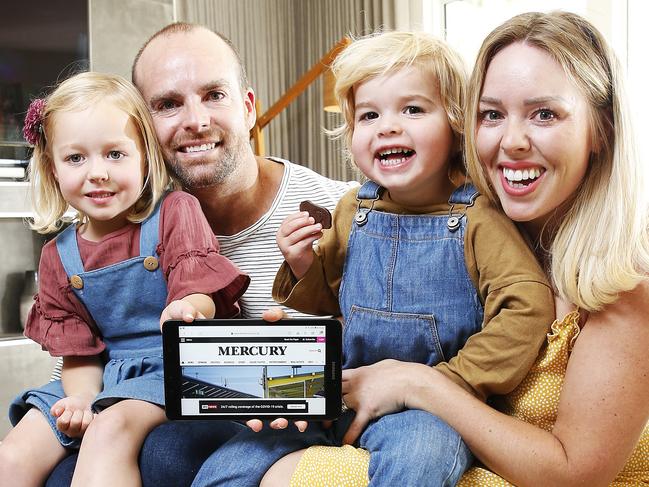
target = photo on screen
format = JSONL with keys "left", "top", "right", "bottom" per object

{"left": 181, "top": 365, "right": 325, "bottom": 399}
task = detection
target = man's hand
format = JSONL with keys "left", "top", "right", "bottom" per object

{"left": 244, "top": 307, "right": 308, "bottom": 433}
{"left": 245, "top": 418, "right": 308, "bottom": 433}
{"left": 276, "top": 212, "right": 322, "bottom": 279}
{"left": 51, "top": 393, "right": 96, "bottom": 438}
{"left": 160, "top": 299, "right": 206, "bottom": 329}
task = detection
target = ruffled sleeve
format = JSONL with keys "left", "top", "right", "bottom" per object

{"left": 158, "top": 192, "right": 250, "bottom": 318}
{"left": 24, "top": 239, "right": 105, "bottom": 356}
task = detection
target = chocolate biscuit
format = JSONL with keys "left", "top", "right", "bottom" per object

{"left": 299, "top": 200, "right": 332, "bottom": 229}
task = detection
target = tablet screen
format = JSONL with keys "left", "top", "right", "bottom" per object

{"left": 163, "top": 319, "right": 342, "bottom": 419}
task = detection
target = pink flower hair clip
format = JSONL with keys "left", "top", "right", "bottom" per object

{"left": 23, "top": 98, "right": 46, "bottom": 146}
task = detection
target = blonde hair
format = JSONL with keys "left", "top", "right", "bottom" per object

{"left": 465, "top": 11, "right": 649, "bottom": 311}
{"left": 331, "top": 30, "right": 466, "bottom": 177}
{"left": 28, "top": 72, "right": 172, "bottom": 234}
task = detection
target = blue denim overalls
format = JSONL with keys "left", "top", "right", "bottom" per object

{"left": 335, "top": 180, "right": 483, "bottom": 485}
{"left": 191, "top": 182, "right": 482, "bottom": 487}
{"left": 9, "top": 199, "right": 168, "bottom": 448}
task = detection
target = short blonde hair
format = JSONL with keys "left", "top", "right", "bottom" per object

{"left": 28, "top": 72, "right": 172, "bottom": 234}
{"left": 465, "top": 11, "right": 649, "bottom": 311}
{"left": 331, "top": 31, "right": 466, "bottom": 177}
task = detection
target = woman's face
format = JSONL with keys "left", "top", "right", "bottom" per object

{"left": 476, "top": 42, "right": 593, "bottom": 237}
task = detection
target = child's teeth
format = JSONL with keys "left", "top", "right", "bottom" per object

{"left": 381, "top": 158, "right": 407, "bottom": 166}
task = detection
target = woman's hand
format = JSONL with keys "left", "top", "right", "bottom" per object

{"left": 342, "top": 359, "right": 415, "bottom": 445}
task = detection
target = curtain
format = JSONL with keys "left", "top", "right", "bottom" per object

{"left": 176, "top": 0, "right": 396, "bottom": 181}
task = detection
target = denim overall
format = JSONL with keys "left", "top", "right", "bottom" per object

{"left": 9, "top": 199, "right": 168, "bottom": 448}
{"left": 191, "top": 182, "right": 482, "bottom": 487}
{"left": 335, "top": 180, "right": 482, "bottom": 485}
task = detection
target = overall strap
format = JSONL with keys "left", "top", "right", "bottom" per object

{"left": 139, "top": 194, "right": 166, "bottom": 256}
{"left": 55, "top": 224, "right": 84, "bottom": 277}
{"left": 357, "top": 180, "right": 383, "bottom": 200}
{"left": 448, "top": 183, "right": 479, "bottom": 206}
{"left": 354, "top": 181, "right": 384, "bottom": 227}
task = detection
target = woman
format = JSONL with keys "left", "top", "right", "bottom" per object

{"left": 273, "top": 11, "right": 649, "bottom": 487}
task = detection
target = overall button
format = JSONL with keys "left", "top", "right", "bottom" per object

{"left": 70, "top": 275, "right": 84, "bottom": 289}
{"left": 447, "top": 216, "right": 460, "bottom": 232}
{"left": 354, "top": 208, "right": 370, "bottom": 226}
{"left": 143, "top": 256, "right": 159, "bottom": 271}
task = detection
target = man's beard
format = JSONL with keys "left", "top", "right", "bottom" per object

{"left": 165, "top": 132, "right": 248, "bottom": 189}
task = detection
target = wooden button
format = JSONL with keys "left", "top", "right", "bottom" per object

{"left": 143, "top": 256, "right": 159, "bottom": 271}
{"left": 70, "top": 275, "right": 84, "bottom": 289}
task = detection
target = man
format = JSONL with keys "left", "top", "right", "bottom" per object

{"left": 134, "top": 22, "right": 352, "bottom": 319}
{"left": 46, "top": 23, "right": 353, "bottom": 486}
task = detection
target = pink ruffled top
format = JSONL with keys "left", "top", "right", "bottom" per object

{"left": 25, "top": 191, "right": 249, "bottom": 356}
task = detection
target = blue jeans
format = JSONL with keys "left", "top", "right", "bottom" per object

{"left": 360, "top": 410, "right": 472, "bottom": 486}
{"left": 191, "top": 410, "right": 471, "bottom": 487}
{"left": 191, "top": 423, "right": 335, "bottom": 486}
{"left": 45, "top": 421, "right": 245, "bottom": 487}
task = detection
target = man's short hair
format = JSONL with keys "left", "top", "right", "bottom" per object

{"left": 131, "top": 22, "right": 249, "bottom": 92}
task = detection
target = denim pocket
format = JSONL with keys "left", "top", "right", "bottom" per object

{"left": 343, "top": 305, "right": 445, "bottom": 369}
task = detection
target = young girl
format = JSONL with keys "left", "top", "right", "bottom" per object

{"left": 190, "top": 31, "right": 554, "bottom": 487}
{"left": 0, "top": 72, "right": 249, "bottom": 487}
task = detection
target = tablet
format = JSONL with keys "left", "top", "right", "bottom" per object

{"left": 163, "top": 318, "right": 342, "bottom": 420}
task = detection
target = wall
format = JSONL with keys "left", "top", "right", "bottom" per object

{"left": 0, "top": 184, "right": 47, "bottom": 335}
{"left": 89, "top": 0, "right": 174, "bottom": 78}
{"left": 0, "top": 339, "right": 59, "bottom": 437}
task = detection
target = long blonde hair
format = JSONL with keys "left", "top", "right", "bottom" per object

{"left": 28, "top": 72, "right": 172, "bottom": 234}
{"left": 465, "top": 11, "right": 649, "bottom": 311}
{"left": 330, "top": 30, "right": 467, "bottom": 177}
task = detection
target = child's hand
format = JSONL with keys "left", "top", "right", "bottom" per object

{"left": 51, "top": 393, "right": 95, "bottom": 438}
{"left": 276, "top": 212, "right": 323, "bottom": 279}
{"left": 160, "top": 300, "right": 206, "bottom": 329}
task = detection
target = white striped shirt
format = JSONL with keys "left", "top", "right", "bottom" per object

{"left": 217, "top": 157, "right": 355, "bottom": 318}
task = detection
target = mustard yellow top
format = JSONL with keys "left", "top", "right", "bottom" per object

{"left": 460, "top": 311, "right": 649, "bottom": 486}
{"left": 290, "top": 311, "right": 649, "bottom": 486}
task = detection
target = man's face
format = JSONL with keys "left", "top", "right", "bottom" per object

{"left": 135, "top": 29, "right": 256, "bottom": 189}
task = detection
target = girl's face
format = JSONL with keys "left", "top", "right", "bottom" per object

{"left": 476, "top": 42, "right": 593, "bottom": 237}
{"left": 351, "top": 65, "right": 455, "bottom": 207}
{"left": 51, "top": 100, "right": 146, "bottom": 241}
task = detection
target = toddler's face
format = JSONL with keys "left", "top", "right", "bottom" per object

{"left": 351, "top": 65, "right": 455, "bottom": 207}
{"left": 51, "top": 100, "right": 146, "bottom": 241}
